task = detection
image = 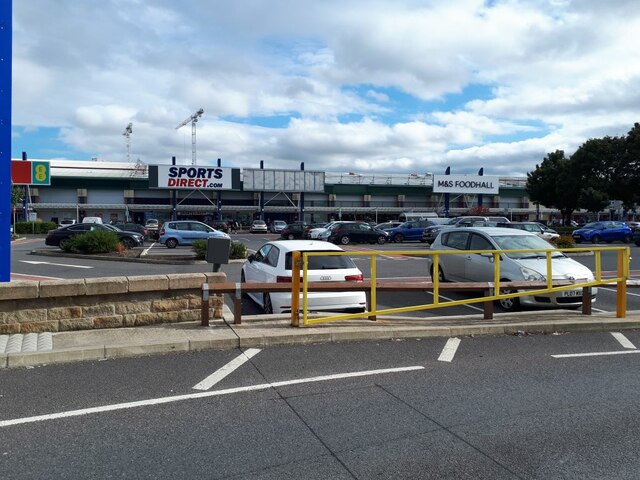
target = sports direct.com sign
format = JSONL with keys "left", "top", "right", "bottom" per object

{"left": 149, "top": 165, "right": 239, "bottom": 190}
{"left": 432, "top": 174, "right": 499, "bottom": 194}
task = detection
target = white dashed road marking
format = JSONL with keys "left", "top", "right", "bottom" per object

{"left": 192, "top": 348, "right": 261, "bottom": 391}
{"left": 611, "top": 332, "right": 636, "bottom": 349}
{"left": 0, "top": 366, "right": 425, "bottom": 428}
{"left": 438, "top": 338, "right": 461, "bottom": 362}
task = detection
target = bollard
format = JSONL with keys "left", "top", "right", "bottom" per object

{"left": 201, "top": 284, "right": 210, "bottom": 327}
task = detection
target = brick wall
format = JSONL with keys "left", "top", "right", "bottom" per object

{"left": 0, "top": 273, "right": 226, "bottom": 334}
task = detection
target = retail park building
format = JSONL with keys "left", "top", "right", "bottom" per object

{"left": 19, "top": 159, "right": 554, "bottom": 226}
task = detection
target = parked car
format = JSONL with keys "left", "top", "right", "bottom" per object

{"left": 159, "top": 220, "right": 230, "bottom": 248}
{"left": 113, "top": 222, "right": 149, "bottom": 239}
{"left": 45, "top": 223, "right": 144, "bottom": 249}
{"left": 427, "top": 227, "right": 597, "bottom": 312}
{"left": 280, "top": 222, "right": 310, "bottom": 240}
{"left": 307, "top": 222, "right": 337, "bottom": 239}
{"left": 58, "top": 219, "right": 76, "bottom": 228}
{"left": 210, "top": 220, "right": 230, "bottom": 233}
{"left": 422, "top": 216, "right": 493, "bottom": 244}
{"left": 375, "top": 221, "right": 402, "bottom": 230}
{"left": 384, "top": 220, "right": 436, "bottom": 243}
{"left": 250, "top": 220, "right": 268, "bottom": 233}
{"left": 571, "top": 221, "right": 633, "bottom": 244}
{"left": 269, "top": 220, "right": 288, "bottom": 233}
{"left": 634, "top": 228, "right": 640, "bottom": 246}
{"left": 321, "top": 221, "right": 389, "bottom": 245}
{"left": 81, "top": 216, "right": 103, "bottom": 224}
{"left": 496, "top": 222, "right": 559, "bottom": 241}
{"left": 241, "top": 240, "right": 367, "bottom": 314}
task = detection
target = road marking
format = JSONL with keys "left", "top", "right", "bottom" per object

{"left": 140, "top": 242, "right": 156, "bottom": 256}
{"left": 193, "top": 348, "right": 261, "bottom": 391}
{"left": 0, "top": 366, "right": 424, "bottom": 428}
{"left": 20, "top": 260, "right": 93, "bottom": 269}
{"left": 438, "top": 338, "right": 461, "bottom": 362}
{"left": 552, "top": 350, "right": 640, "bottom": 359}
{"left": 611, "top": 332, "right": 636, "bottom": 349}
{"left": 600, "top": 287, "right": 640, "bottom": 298}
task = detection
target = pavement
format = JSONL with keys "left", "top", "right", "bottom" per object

{"left": 2, "top": 306, "right": 640, "bottom": 368}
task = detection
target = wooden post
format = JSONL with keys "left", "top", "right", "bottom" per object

{"left": 581, "top": 287, "right": 592, "bottom": 315}
{"left": 201, "top": 284, "right": 210, "bottom": 327}
{"left": 483, "top": 287, "right": 493, "bottom": 320}
{"left": 234, "top": 282, "right": 242, "bottom": 325}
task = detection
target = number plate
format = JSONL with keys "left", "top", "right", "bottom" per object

{"left": 562, "top": 289, "right": 582, "bottom": 297}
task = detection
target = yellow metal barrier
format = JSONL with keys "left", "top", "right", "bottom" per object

{"left": 289, "top": 246, "right": 631, "bottom": 326}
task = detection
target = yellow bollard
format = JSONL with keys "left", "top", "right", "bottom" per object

{"left": 616, "top": 248, "right": 627, "bottom": 318}
{"left": 291, "top": 251, "right": 301, "bottom": 326}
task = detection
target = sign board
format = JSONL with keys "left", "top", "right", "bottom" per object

{"left": 148, "top": 165, "right": 241, "bottom": 190}
{"left": 432, "top": 174, "right": 499, "bottom": 195}
{"left": 11, "top": 160, "right": 51, "bottom": 185}
{"left": 243, "top": 168, "right": 325, "bottom": 192}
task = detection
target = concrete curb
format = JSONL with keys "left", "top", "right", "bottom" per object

{"left": 29, "top": 249, "right": 248, "bottom": 265}
{"left": 3, "top": 315, "right": 640, "bottom": 368}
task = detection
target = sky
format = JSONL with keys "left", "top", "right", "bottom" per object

{"left": 10, "top": 0, "right": 640, "bottom": 177}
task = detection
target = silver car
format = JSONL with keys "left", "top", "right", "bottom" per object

{"left": 427, "top": 227, "right": 596, "bottom": 312}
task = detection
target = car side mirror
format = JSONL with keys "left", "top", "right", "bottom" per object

{"left": 247, "top": 254, "right": 255, "bottom": 262}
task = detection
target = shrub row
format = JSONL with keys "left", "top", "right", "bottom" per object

{"left": 192, "top": 239, "right": 247, "bottom": 261}
{"left": 61, "top": 231, "right": 120, "bottom": 254}
{"left": 14, "top": 221, "right": 58, "bottom": 234}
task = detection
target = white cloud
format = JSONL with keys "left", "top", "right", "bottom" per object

{"left": 10, "top": 0, "right": 640, "bottom": 176}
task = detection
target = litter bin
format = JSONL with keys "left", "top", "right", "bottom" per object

{"left": 206, "top": 236, "right": 231, "bottom": 272}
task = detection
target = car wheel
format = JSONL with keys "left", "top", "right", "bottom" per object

{"left": 263, "top": 293, "right": 273, "bottom": 314}
{"left": 591, "top": 234, "right": 601, "bottom": 244}
{"left": 287, "top": 234, "right": 295, "bottom": 240}
{"left": 430, "top": 265, "right": 446, "bottom": 282}
{"left": 59, "top": 238, "right": 70, "bottom": 249}
{"left": 240, "top": 271, "right": 248, "bottom": 298}
{"left": 636, "top": 240, "right": 640, "bottom": 246}
{"left": 624, "top": 234, "right": 632, "bottom": 244}
{"left": 340, "top": 235, "right": 350, "bottom": 245}
{"left": 394, "top": 233, "right": 404, "bottom": 243}
{"left": 377, "top": 235, "right": 386, "bottom": 244}
{"left": 497, "top": 289, "right": 520, "bottom": 312}
{"left": 121, "top": 237, "right": 135, "bottom": 249}
{"left": 165, "top": 238, "right": 178, "bottom": 249}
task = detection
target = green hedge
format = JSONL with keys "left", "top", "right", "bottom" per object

{"left": 192, "top": 239, "right": 247, "bottom": 260}
{"left": 15, "top": 221, "right": 58, "bottom": 234}
{"left": 554, "top": 226, "right": 575, "bottom": 235}
{"left": 61, "top": 231, "right": 119, "bottom": 254}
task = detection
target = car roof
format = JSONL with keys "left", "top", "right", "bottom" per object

{"left": 446, "top": 226, "right": 535, "bottom": 236}
{"left": 264, "top": 240, "right": 344, "bottom": 252}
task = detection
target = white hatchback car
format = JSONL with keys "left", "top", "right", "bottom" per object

{"left": 427, "top": 227, "right": 596, "bottom": 312}
{"left": 308, "top": 222, "right": 336, "bottom": 239}
{"left": 241, "top": 240, "right": 367, "bottom": 314}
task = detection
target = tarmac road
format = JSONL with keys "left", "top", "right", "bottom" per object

{"left": 3, "top": 332, "right": 640, "bottom": 478}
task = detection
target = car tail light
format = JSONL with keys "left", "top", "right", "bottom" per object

{"left": 143, "top": 228, "right": 148, "bottom": 235}
{"left": 160, "top": 228, "right": 165, "bottom": 235}
{"left": 276, "top": 276, "right": 292, "bottom": 283}
{"left": 345, "top": 274, "right": 363, "bottom": 282}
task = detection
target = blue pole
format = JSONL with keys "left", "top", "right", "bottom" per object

{"left": 0, "top": 0, "right": 12, "bottom": 282}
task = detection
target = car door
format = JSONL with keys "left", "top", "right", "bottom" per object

{"left": 355, "top": 223, "right": 374, "bottom": 242}
{"left": 601, "top": 222, "right": 618, "bottom": 242}
{"left": 464, "top": 232, "right": 496, "bottom": 282}
{"left": 244, "top": 244, "right": 274, "bottom": 291}
{"left": 439, "top": 231, "right": 470, "bottom": 281}
{"left": 67, "top": 224, "right": 91, "bottom": 239}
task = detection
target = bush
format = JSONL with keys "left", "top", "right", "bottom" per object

{"left": 229, "top": 241, "right": 247, "bottom": 260}
{"left": 62, "top": 231, "right": 119, "bottom": 254}
{"left": 551, "top": 234, "right": 576, "bottom": 249}
{"left": 191, "top": 239, "right": 247, "bottom": 260}
{"left": 15, "top": 221, "right": 58, "bottom": 234}
{"left": 554, "top": 226, "right": 574, "bottom": 235}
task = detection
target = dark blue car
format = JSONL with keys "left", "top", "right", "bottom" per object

{"left": 385, "top": 220, "right": 435, "bottom": 243}
{"left": 571, "top": 221, "right": 633, "bottom": 244}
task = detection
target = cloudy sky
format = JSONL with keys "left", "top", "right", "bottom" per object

{"left": 10, "top": 0, "right": 640, "bottom": 176}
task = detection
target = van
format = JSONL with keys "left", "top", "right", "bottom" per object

{"left": 82, "top": 217, "right": 103, "bottom": 224}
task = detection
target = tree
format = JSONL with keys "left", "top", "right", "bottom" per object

{"left": 11, "top": 185, "right": 24, "bottom": 207}
{"left": 526, "top": 150, "right": 580, "bottom": 225}
{"left": 578, "top": 186, "right": 609, "bottom": 219}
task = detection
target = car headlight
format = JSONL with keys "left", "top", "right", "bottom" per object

{"left": 520, "top": 266, "right": 544, "bottom": 282}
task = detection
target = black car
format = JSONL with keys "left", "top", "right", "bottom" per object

{"left": 45, "top": 223, "right": 144, "bottom": 249}
{"left": 113, "top": 222, "right": 149, "bottom": 239}
{"left": 325, "top": 221, "right": 389, "bottom": 245}
{"left": 280, "top": 222, "right": 310, "bottom": 240}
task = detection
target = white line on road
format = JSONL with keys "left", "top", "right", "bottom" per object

{"left": 438, "top": 338, "right": 461, "bottom": 362}
{"left": 600, "top": 287, "right": 640, "bottom": 298}
{"left": 20, "top": 260, "right": 93, "bottom": 269}
{"left": 611, "top": 332, "right": 637, "bottom": 349}
{"left": 141, "top": 242, "right": 156, "bottom": 256}
{"left": 192, "top": 348, "right": 261, "bottom": 391}
{"left": 0, "top": 365, "right": 424, "bottom": 428}
{"left": 552, "top": 350, "right": 640, "bottom": 359}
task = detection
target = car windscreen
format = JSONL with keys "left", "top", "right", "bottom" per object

{"left": 491, "top": 234, "right": 563, "bottom": 259}
{"left": 583, "top": 222, "right": 602, "bottom": 229}
{"left": 284, "top": 251, "right": 357, "bottom": 270}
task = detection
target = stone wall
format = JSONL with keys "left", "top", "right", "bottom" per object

{"left": 0, "top": 273, "right": 226, "bottom": 334}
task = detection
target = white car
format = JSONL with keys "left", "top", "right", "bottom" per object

{"left": 427, "top": 227, "right": 596, "bottom": 312}
{"left": 250, "top": 220, "right": 268, "bottom": 233}
{"left": 241, "top": 240, "right": 367, "bottom": 314}
{"left": 307, "top": 222, "right": 336, "bottom": 239}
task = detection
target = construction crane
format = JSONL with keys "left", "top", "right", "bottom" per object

{"left": 122, "top": 123, "right": 133, "bottom": 163}
{"left": 175, "top": 108, "right": 204, "bottom": 165}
